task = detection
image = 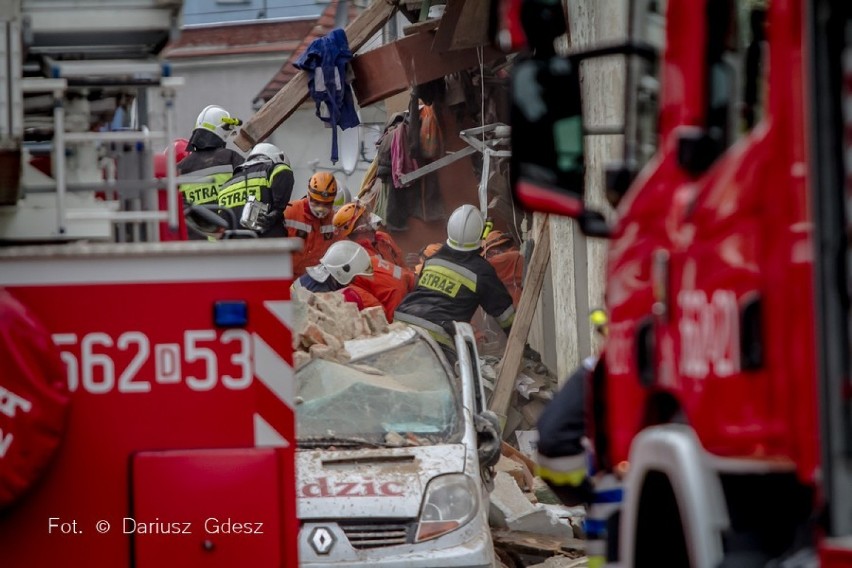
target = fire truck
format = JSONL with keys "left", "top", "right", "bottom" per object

{"left": 0, "top": 1, "right": 301, "bottom": 566}
{"left": 510, "top": 0, "right": 852, "bottom": 565}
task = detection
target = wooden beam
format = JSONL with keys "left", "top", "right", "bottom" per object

{"left": 234, "top": 0, "right": 399, "bottom": 152}
{"left": 488, "top": 216, "right": 551, "bottom": 426}
{"left": 431, "top": 0, "right": 491, "bottom": 53}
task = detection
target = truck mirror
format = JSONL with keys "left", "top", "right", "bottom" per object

{"left": 578, "top": 209, "right": 612, "bottom": 239}
{"left": 605, "top": 161, "right": 639, "bottom": 209}
{"left": 510, "top": 54, "right": 586, "bottom": 218}
{"left": 676, "top": 126, "right": 723, "bottom": 175}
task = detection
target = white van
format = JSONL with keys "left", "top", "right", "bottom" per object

{"left": 295, "top": 323, "right": 500, "bottom": 567}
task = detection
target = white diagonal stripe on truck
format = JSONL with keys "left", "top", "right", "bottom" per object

{"left": 253, "top": 413, "right": 290, "bottom": 448}
{"left": 252, "top": 332, "right": 294, "bottom": 407}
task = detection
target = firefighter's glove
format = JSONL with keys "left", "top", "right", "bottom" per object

{"left": 474, "top": 410, "right": 502, "bottom": 468}
{"left": 255, "top": 209, "right": 281, "bottom": 233}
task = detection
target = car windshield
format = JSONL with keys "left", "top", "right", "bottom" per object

{"left": 295, "top": 337, "right": 462, "bottom": 447}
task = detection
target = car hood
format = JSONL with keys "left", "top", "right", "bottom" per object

{"left": 297, "top": 444, "right": 467, "bottom": 519}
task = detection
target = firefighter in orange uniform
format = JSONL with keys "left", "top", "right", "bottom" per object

{"left": 333, "top": 202, "right": 415, "bottom": 322}
{"left": 352, "top": 256, "right": 415, "bottom": 323}
{"left": 481, "top": 230, "right": 524, "bottom": 307}
{"left": 332, "top": 202, "right": 407, "bottom": 268}
{"left": 285, "top": 172, "right": 341, "bottom": 277}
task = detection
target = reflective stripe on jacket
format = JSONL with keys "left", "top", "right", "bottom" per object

{"left": 218, "top": 161, "right": 293, "bottom": 237}
{"left": 394, "top": 245, "right": 515, "bottom": 340}
{"left": 178, "top": 148, "right": 244, "bottom": 206}
{"left": 284, "top": 198, "right": 340, "bottom": 277}
{"left": 177, "top": 147, "right": 244, "bottom": 240}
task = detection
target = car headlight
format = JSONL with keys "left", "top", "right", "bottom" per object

{"left": 415, "top": 474, "right": 478, "bottom": 542}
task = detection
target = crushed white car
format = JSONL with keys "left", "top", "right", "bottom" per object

{"left": 295, "top": 322, "right": 501, "bottom": 567}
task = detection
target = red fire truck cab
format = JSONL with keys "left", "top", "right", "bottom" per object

{"left": 510, "top": 0, "right": 852, "bottom": 565}
{"left": 0, "top": 241, "right": 301, "bottom": 568}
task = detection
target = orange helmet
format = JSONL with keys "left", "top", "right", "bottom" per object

{"left": 333, "top": 202, "right": 367, "bottom": 237}
{"left": 308, "top": 172, "right": 338, "bottom": 203}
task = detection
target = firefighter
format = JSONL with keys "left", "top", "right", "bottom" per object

{"left": 292, "top": 240, "right": 380, "bottom": 311}
{"left": 333, "top": 201, "right": 407, "bottom": 268}
{"left": 394, "top": 204, "right": 515, "bottom": 359}
{"left": 535, "top": 308, "right": 620, "bottom": 568}
{"left": 216, "top": 142, "right": 294, "bottom": 237}
{"left": 482, "top": 230, "right": 524, "bottom": 307}
{"left": 178, "top": 105, "right": 244, "bottom": 239}
{"left": 285, "top": 171, "right": 341, "bottom": 276}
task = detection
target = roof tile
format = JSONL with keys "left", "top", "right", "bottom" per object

{"left": 165, "top": 19, "right": 316, "bottom": 59}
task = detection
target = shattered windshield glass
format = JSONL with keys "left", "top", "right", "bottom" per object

{"left": 295, "top": 338, "right": 461, "bottom": 447}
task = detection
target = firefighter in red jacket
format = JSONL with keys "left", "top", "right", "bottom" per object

{"left": 332, "top": 201, "right": 408, "bottom": 268}
{"left": 333, "top": 202, "right": 415, "bottom": 322}
{"left": 352, "top": 256, "right": 415, "bottom": 323}
{"left": 394, "top": 204, "right": 515, "bottom": 359}
{"left": 291, "top": 240, "right": 380, "bottom": 311}
{"left": 285, "top": 172, "right": 341, "bottom": 277}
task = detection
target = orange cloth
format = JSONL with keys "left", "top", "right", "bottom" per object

{"left": 284, "top": 198, "right": 340, "bottom": 277}
{"left": 414, "top": 242, "right": 443, "bottom": 276}
{"left": 484, "top": 249, "right": 524, "bottom": 307}
{"left": 353, "top": 256, "right": 415, "bottom": 323}
{"left": 356, "top": 231, "right": 407, "bottom": 268}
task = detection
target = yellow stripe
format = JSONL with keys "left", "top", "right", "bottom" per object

{"left": 423, "top": 264, "right": 476, "bottom": 291}
{"left": 587, "top": 555, "right": 605, "bottom": 568}
{"left": 535, "top": 465, "right": 587, "bottom": 487}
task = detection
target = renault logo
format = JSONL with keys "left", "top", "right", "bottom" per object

{"left": 309, "top": 527, "right": 336, "bottom": 555}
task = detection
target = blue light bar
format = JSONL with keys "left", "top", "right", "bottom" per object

{"left": 214, "top": 301, "right": 248, "bottom": 327}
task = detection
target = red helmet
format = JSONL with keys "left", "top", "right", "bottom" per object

{"left": 154, "top": 138, "right": 190, "bottom": 179}
{"left": 172, "top": 138, "right": 190, "bottom": 163}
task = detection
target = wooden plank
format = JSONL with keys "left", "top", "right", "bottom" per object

{"left": 234, "top": 0, "right": 399, "bottom": 152}
{"left": 489, "top": 216, "right": 551, "bottom": 425}
{"left": 402, "top": 17, "right": 440, "bottom": 36}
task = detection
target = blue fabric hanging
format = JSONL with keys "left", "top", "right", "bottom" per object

{"left": 293, "top": 28, "right": 361, "bottom": 163}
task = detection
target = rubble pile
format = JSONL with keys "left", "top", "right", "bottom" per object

{"left": 291, "top": 289, "right": 586, "bottom": 565}
{"left": 290, "top": 288, "right": 407, "bottom": 369}
{"left": 484, "top": 355, "right": 588, "bottom": 567}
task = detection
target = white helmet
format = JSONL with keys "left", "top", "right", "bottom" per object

{"left": 248, "top": 142, "right": 290, "bottom": 166}
{"left": 194, "top": 105, "right": 234, "bottom": 142}
{"left": 307, "top": 240, "right": 373, "bottom": 285}
{"left": 446, "top": 204, "right": 484, "bottom": 251}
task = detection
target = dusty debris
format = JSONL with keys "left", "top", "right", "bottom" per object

{"left": 495, "top": 454, "right": 534, "bottom": 492}
{"left": 491, "top": 528, "right": 586, "bottom": 559}
{"left": 490, "top": 471, "right": 538, "bottom": 528}
{"left": 526, "top": 555, "right": 589, "bottom": 568}
{"left": 291, "top": 287, "right": 408, "bottom": 367}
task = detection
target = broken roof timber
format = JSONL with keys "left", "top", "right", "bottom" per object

{"left": 234, "top": 0, "right": 399, "bottom": 152}
{"left": 431, "top": 0, "right": 492, "bottom": 53}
